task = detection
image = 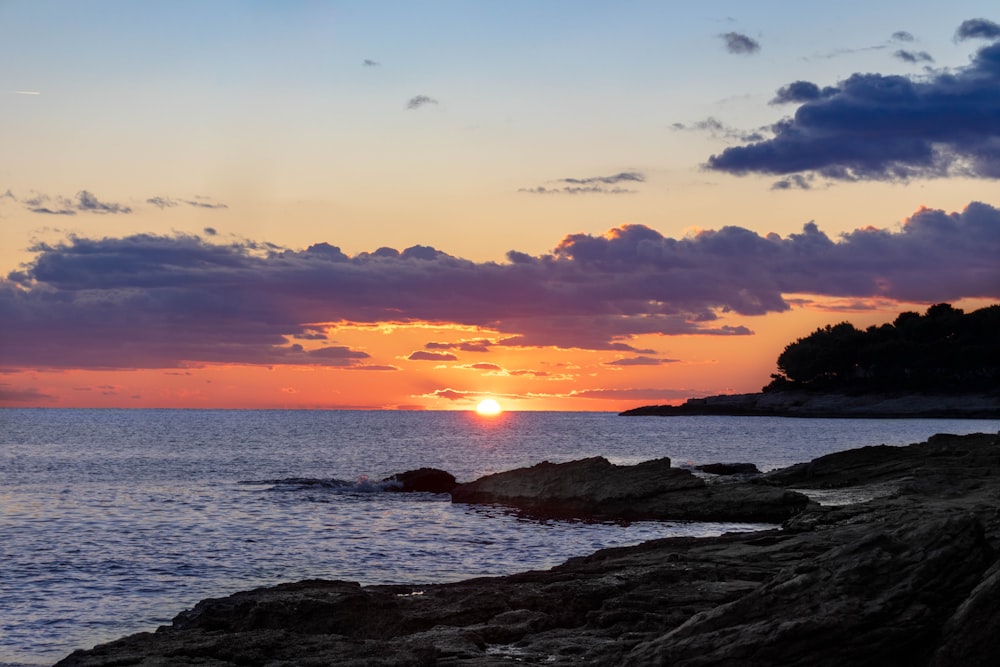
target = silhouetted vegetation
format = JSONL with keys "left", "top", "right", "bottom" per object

{"left": 765, "top": 303, "right": 1000, "bottom": 394}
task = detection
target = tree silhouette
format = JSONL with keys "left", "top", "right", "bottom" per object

{"left": 766, "top": 303, "right": 1000, "bottom": 394}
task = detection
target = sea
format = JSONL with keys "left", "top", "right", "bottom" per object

{"left": 2, "top": 409, "right": 998, "bottom": 666}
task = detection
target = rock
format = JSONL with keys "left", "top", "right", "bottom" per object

{"left": 450, "top": 456, "right": 811, "bottom": 523}
{"left": 623, "top": 513, "right": 995, "bottom": 667}
{"left": 57, "top": 433, "right": 1000, "bottom": 667}
{"left": 381, "top": 467, "right": 457, "bottom": 493}
{"left": 620, "top": 391, "right": 1000, "bottom": 418}
{"left": 696, "top": 462, "right": 761, "bottom": 476}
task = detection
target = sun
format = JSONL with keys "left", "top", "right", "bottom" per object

{"left": 475, "top": 398, "right": 502, "bottom": 416}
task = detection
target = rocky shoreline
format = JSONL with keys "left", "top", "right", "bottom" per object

{"left": 620, "top": 390, "right": 1000, "bottom": 418}
{"left": 58, "top": 432, "right": 1000, "bottom": 666}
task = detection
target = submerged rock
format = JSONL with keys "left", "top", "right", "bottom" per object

{"left": 57, "top": 433, "right": 1000, "bottom": 667}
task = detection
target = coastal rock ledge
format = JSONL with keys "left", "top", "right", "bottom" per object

{"left": 59, "top": 433, "right": 1000, "bottom": 666}
{"left": 620, "top": 390, "right": 1000, "bottom": 418}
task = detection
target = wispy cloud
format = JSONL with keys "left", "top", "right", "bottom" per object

{"left": 362, "top": 59, "right": 380, "bottom": 67}
{"left": 406, "top": 95, "right": 438, "bottom": 110}
{"left": 708, "top": 23, "right": 1000, "bottom": 183}
{"left": 147, "top": 196, "right": 228, "bottom": 210}
{"left": 604, "top": 356, "right": 679, "bottom": 367}
{"left": 720, "top": 32, "right": 761, "bottom": 55}
{"left": 21, "top": 190, "right": 132, "bottom": 215}
{"left": 407, "top": 350, "right": 458, "bottom": 362}
{"left": 520, "top": 171, "right": 645, "bottom": 195}
{"left": 3, "top": 201, "right": 997, "bottom": 370}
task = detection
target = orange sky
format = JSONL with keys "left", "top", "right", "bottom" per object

{"left": 2, "top": 3, "right": 999, "bottom": 411}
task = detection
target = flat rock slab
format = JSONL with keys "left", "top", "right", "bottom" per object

{"left": 450, "top": 456, "right": 811, "bottom": 523}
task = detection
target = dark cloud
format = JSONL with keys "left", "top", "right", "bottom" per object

{"left": 893, "top": 49, "right": 934, "bottom": 64}
{"left": 707, "top": 33, "right": 1000, "bottom": 182}
{"left": 407, "top": 350, "right": 458, "bottom": 362}
{"left": 892, "top": 31, "right": 915, "bottom": 42}
{"left": 406, "top": 95, "right": 438, "bottom": 110}
{"left": 2, "top": 202, "right": 998, "bottom": 370}
{"left": 519, "top": 172, "right": 645, "bottom": 195}
{"left": 363, "top": 59, "right": 380, "bottom": 67}
{"left": 955, "top": 18, "right": 1000, "bottom": 41}
{"left": 721, "top": 32, "right": 761, "bottom": 55}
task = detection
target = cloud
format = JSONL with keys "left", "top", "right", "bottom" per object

{"left": 720, "top": 32, "right": 761, "bottom": 55}
{"left": 407, "top": 350, "right": 459, "bottom": 362}
{"left": 707, "top": 28, "right": 1000, "bottom": 182}
{"left": 465, "top": 362, "right": 502, "bottom": 371}
{"left": 76, "top": 190, "right": 132, "bottom": 214}
{"left": 0, "top": 384, "right": 55, "bottom": 403}
{"left": 567, "top": 387, "right": 696, "bottom": 401}
{"left": 363, "top": 59, "right": 380, "bottom": 67}
{"left": 19, "top": 190, "right": 132, "bottom": 215}
{"left": 604, "top": 356, "right": 679, "bottom": 366}
{"left": 562, "top": 172, "right": 645, "bottom": 186}
{"left": 2, "top": 202, "right": 998, "bottom": 370}
{"left": 893, "top": 49, "right": 934, "bottom": 64}
{"left": 519, "top": 172, "right": 645, "bottom": 195}
{"left": 147, "top": 196, "right": 228, "bottom": 210}
{"left": 425, "top": 339, "right": 493, "bottom": 352}
{"left": 406, "top": 95, "right": 438, "bottom": 110}
{"left": 955, "top": 18, "right": 1000, "bottom": 41}
{"left": 892, "top": 31, "right": 915, "bottom": 42}
{"left": 770, "top": 81, "right": 838, "bottom": 105}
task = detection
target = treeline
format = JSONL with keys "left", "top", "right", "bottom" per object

{"left": 765, "top": 303, "right": 1000, "bottom": 394}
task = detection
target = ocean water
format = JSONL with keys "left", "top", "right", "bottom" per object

{"left": 1, "top": 409, "right": 998, "bottom": 666}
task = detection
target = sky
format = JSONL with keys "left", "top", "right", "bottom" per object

{"left": 1, "top": 0, "right": 998, "bottom": 411}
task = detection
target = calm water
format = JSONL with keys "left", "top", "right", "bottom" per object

{"left": 2, "top": 409, "right": 998, "bottom": 666}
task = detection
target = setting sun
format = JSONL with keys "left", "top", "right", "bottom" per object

{"left": 475, "top": 398, "right": 502, "bottom": 416}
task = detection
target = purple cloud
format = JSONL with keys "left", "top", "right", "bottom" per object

{"left": 407, "top": 351, "right": 459, "bottom": 362}
{"left": 2, "top": 201, "right": 998, "bottom": 370}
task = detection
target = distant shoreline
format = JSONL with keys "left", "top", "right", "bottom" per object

{"left": 620, "top": 390, "right": 1000, "bottom": 419}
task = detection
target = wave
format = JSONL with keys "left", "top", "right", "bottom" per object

{"left": 239, "top": 475, "right": 402, "bottom": 493}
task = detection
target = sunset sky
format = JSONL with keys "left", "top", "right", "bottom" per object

{"left": 2, "top": 1, "right": 998, "bottom": 411}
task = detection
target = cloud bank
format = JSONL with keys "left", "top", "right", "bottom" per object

{"left": 2, "top": 202, "right": 998, "bottom": 370}
{"left": 708, "top": 23, "right": 1000, "bottom": 183}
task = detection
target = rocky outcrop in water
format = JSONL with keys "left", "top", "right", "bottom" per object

{"left": 382, "top": 467, "right": 457, "bottom": 493}
{"left": 450, "top": 456, "right": 810, "bottom": 523}
{"left": 58, "top": 432, "right": 1000, "bottom": 667}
